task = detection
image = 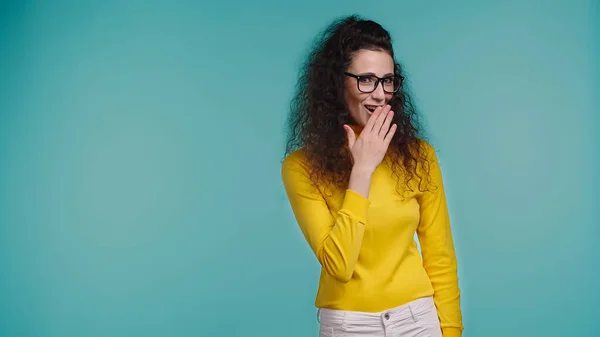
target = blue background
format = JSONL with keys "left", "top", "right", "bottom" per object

{"left": 0, "top": 1, "right": 598, "bottom": 336}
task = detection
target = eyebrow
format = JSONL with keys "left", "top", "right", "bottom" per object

{"left": 356, "top": 72, "right": 395, "bottom": 77}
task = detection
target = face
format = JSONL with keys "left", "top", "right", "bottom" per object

{"left": 344, "top": 49, "right": 395, "bottom": 127}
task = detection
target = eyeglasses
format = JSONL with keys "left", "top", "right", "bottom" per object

{"left": 344, "top": 72, "right": 404, "bottom": 93}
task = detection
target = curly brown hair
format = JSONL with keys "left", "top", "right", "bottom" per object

{"left": 285, "top": 15, "right": 432, "bottom": 194}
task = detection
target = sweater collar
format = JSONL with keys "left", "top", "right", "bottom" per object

{"left": 348, "top": 124, "right": 364, "bottom": 136}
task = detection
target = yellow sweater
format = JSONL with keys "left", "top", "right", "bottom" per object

{"left": 281, "top": 134, "right": 463, "bottom": 337}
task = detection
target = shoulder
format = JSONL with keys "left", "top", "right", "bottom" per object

{"left": 414, "top": 138, "right": 439, "bottom": 162}
{"left": 400, "top": 138, "right": 437, "bottom": 163}
{"left": 281, "top": 148, "right": 310, "bottom": 178}
{"left": 281, "top": 148, "right": 321, "bottom": 194}
{"left": 410, "top": 139, "right": 441, "bottom": 182}
{"left": 282, "top": 147, "right": 307, "bottom": 168}
{"left": 415, "top": 138, "right": 434, "bottom": 152}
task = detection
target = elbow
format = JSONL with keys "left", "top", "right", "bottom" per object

{"left": 325, "top": 265, "right": 353, "bottom": 283}
{"left": 316, "top": 239, "right": 360, "bottom": 283}
{"left": 331, "top": 272, "right": 353, "bottom": 283}
{"left": 320, "top": 256, "right": 355, "bottom": 283}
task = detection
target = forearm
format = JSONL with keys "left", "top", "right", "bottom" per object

{"left": 420, "top": 232, "right": 462, "bottom": 333}
{"left": 442, "top": 327, "right": 462, "bottom": 337}
{"left": 427, "top": 260, "right": 462, "bottom": 331}
{"left": 282, "top": 155, "right": 372, "bottom": 283}
{"left": 316, "top": 167, "right": 373, "bottom": 282}
{"left": 317, "top": 204, "right": 367, "bottom": 282}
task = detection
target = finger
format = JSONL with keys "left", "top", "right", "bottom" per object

{"left": 379, "top": 110, "right": 394, "bottom": 137}
{"left": 363, "top": 106, "right": 382, "bottom": 132}
{"left": 373, "top": 105, "right": 391, "bottom": 135}
{"left": 344, "top": 125, "right": 356, "bottom": 148}
{"left": 383, "top": 123, "right": 397, "bottom": 146}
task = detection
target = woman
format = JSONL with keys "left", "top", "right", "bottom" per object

{"left": 281, "top": 15, "right": 463, "bottom": 337}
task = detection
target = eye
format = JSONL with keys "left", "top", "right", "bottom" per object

{"left": 358, "top": 76, "right": 374, "bottom": 83}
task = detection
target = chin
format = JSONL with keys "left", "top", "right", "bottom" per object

{"left": 362, "top": 112, "right": 375, "bottom": 124}
{"left": 353, "top": 111, "right": 371, "bottom": 126}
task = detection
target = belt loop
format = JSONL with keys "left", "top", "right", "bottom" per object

{"left": 408, "top": 303, "right": 418, "bottom": 323}
{"left": 317, "top": 308, "right": 321, "bottom": 323}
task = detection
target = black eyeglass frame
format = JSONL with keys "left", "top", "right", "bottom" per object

{"left": 344, "top": 72, "right": 404, "bottom": 93}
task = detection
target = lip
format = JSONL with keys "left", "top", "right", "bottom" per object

{"left": 364, "top": 105, "right": 382, "bottom": 115}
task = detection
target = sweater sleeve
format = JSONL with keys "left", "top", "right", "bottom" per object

{"left": 281, "top": 152, "right": 369, "bottom": 283}
{"left": 416, "top": 142, "right": 464, "bottom": 337}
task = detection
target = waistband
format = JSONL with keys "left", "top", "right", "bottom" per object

{"left": 317, "top": 296, "right": 435, "bottom": 325}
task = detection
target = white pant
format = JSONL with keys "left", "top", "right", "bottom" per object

{"left": 317, "top": 296, "right": 442, "bottom": 337}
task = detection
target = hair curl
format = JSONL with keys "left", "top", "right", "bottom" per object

{"left": 285, "top": 15, "right": 432, "bottom": 195}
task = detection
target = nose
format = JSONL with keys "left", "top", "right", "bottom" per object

{"left": 371, "top": 82, "right": 386, "bottom": 101}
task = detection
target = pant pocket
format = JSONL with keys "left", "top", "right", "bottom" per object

{"left": 318, "top": 325, "right": 335, "bottom": 337}
{"left": 413, "top": 306, "right": 442, "bottom": 337}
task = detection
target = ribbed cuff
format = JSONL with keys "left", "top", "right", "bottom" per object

{"left": 442, "top": 327, "right": 462, "bottom": 337}
{"left": 341, "top": 189, "right": 370, "bottom": 224}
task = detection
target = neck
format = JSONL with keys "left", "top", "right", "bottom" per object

{"left": 349, "top": 124, "right": 364, "bottom": 135}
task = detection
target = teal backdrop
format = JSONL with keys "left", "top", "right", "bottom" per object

{"left": 1, "top": 1, "right": 598, "bottom": 336}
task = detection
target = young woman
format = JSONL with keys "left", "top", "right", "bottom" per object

{"left": 281, "top": 15, "right": 463, "bottom": 337}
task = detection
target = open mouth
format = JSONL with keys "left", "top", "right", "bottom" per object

{"left": 364, "top": 105, "right": 381, "bottom": 114}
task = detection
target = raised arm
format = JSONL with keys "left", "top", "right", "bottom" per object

{"left": 282, "top": 106, "right": 397, "bottom": 282}
{"left": 282, "top": 153, "right": 371, "bottom": 282}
